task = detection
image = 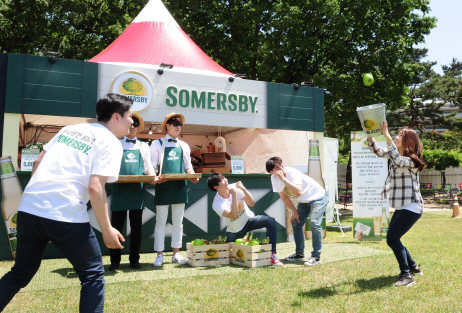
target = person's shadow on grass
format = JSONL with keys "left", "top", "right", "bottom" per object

{"left": 51, "top": 268, "right": 79, "bottom": 279}
{"left": 293, "top": 275, "right": 396, "bottom": 304}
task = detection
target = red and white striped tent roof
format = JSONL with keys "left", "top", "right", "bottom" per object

{"left": 89, "top": 0, "right": 232, "bottom": 77}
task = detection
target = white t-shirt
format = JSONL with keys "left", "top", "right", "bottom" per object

{"left": 212, "top": 183, "right": 255, "bottom": 233}
{"left": 271, "top": 167, "right": 325, "bottom": 203}
{"left": 120, "top": 137, "right": 152, "bottom": 174}
{"left": 19, "top": 123, "right": 123, "bottom": 223}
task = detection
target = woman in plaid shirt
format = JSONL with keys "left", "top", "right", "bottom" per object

{"left": 367, "top": 121, "right": 426, "bottom": 287}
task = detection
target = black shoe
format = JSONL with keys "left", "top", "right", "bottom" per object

{"left": 394, "top": 274, "right": 415, "bottom": 287}
{"left": 108, "top": 264, "right": 119, "bottom": 271}
{"left": 130, "top": 262, "right": 142, "bottom": 270}
{"left": 411, "top": 265, "right": 423, "bottom": 276}
{"left": 285, "top": 253, "right": 305, "bottom": 262}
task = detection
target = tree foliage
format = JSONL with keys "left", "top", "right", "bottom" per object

{"left": 0, "top": 0, "right": 148, "bottom": 60}
{"left": 420, "top": 130, "right": 462, "bottom": 184}
{"left": 387, "top": 55, "right": 462, "bottom": 133}
{"left": 164, "top": 0, "right": 436, "bottom": 142}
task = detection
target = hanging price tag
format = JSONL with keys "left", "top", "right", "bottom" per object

{"left": 231, "top": 155, "right": 244, "bottom": 174}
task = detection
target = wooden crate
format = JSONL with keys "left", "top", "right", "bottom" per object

{"left": 186, "top": 243, "right": 230, "bottom": 267}
{"left": 230, "top": 243, "right": 272, "bottom": 268}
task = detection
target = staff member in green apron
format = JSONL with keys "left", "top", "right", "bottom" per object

{"left": 109, "top": 114, "right": 157, "bottom": 271}
{"left": 150, "top": 112, "right": 199, "bottom": 266}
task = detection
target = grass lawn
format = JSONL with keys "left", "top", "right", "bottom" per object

{"left": 1, "top": 211, "right": 461, "bottom": 312}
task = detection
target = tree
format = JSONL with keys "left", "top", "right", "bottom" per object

{"left": 384, "top": 56, "right": 462, "bottom": 184}
{"left": 420, "top": 130, "right": 462, "bottom": 185}
{"left": 0, "top": 0, "right": 148, "bottom": 60}
{"left": 164, "top": 0, "right": 436, "bottom": 143}
{"left": 387, "top": 56, "right": 462, "bottom": 134}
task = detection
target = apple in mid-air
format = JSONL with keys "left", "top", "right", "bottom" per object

{"left": 363, "top": 73, "right": 374, "bottom": 86}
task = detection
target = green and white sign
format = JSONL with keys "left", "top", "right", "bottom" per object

{"left": 20, "top": 148, "right": 39, "bottom": 171}
{"left": 351, "top": 131, "right": 389, "bottom": 241}
{"left": 231, "top": 155, "right": 245, "bottom": 174}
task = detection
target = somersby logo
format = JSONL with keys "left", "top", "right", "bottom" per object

{"left": 125, "top": 152, "right": 138, "bottom": 163}
{"left": 111, "top": 72, "right": 154, "bottom": 113}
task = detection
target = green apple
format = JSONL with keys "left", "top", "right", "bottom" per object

{"left": 250, "top": 240, "right": 260, "bottom": 246}
{"left": 235, "top": 238, "right": 243, "bottom": 245}
{"left": 193, "top": 238, "right": 203, "bottom": 246}
{"left": 363, "top": 73, "right": 374, "bottom": 86}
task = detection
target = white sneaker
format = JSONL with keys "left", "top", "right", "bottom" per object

{"left": 172, "top": 253, "right": 187, "bottom": 265}
{"left": 304, "top": 257, "right": 321, "bottom": 266}
{"left": 153, "top": 254, "right": 163, "bottom": 267}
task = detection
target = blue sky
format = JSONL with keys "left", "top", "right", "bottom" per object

{"left": 417, "top": 0, "right": 462, "bottom": 75}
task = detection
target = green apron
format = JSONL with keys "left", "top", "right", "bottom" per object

{"left": 111, "top": 148, "right": 145, "bottom": 211}
{"left": 155, "top": 139, "right": 188, "bottom": 205}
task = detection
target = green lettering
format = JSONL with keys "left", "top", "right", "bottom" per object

{"left": 78, "top": 143, "right": 86, "bottom": 151}
{"left": 207, "top": 92, "right": 216, "bottom": 110}
{"left": 191, "top": 91, "right": 206, "bottom": 109}
{"left": 179, "top": 89, "right": 190, "bottom": 108}
{"left": 216, "top": 93, "right": 227, "bottom": 111}
{"left": 84, "top": 146, "right": 92, "bottom": 154}
{"left": 249, "top": 96, "right": 258, "bottom": 113}
{"left": 66, "top": 139, "right": 75, "bottom": 147}
{"left": 239, "top": 95, "right": 248, "bottom": 112}
{"left": 166, "top": 86, "right": 178, "bottom": 107}
{"left": 228, "top": 94, "right": 237, "bottom": 111}
{"left": 60, "top": 136, "right": 71, "bottom": 145}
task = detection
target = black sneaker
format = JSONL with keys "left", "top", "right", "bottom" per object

{"left": 285, "top": 253, "right": 305, "bottom": 262}
{"left": 108, "top": 264, "right": 119, "bottom": 271}
{"left": 394, "top": 274, "right": 415, "bottom": 287}
{"left": 411, "top": 265, "right": 423, "bottom": 276}
{"left": 130, "top": 262, "right": 142, "bottom": 270}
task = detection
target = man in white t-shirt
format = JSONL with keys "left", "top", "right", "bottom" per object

{"left": 208, "top": 173, "right": 283, "bottom": 267}
{"left": 0, "top": 93, "right": 134, "bottom": 312}
{"left": 266, "top": 157, "right": 327, "bottom": 266}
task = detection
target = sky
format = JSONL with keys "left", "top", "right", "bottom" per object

{"left": 416, "top": 0, "right": 462, "bottom": 75}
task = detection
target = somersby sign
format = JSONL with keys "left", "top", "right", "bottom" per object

{"left": 165, "top": 86, "right": 258, "bottom": 113}
{"left": 103, "top": 66, "right": 266, "bottom": 128}
{"left": 111, "top": 71, "right": 154, "bottom": 113}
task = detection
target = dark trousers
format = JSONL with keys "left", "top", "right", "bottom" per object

{"left": 386, "top": 209, "right": 421, "bottom": 276}
{"left": 226, "top": 215, "right": 278, "bottom": 253}
{"left": 110, "top": 210, "right": 143, "bottom": 266}
{"left": 0, "top": 212, "right": 104, "bottom": 312}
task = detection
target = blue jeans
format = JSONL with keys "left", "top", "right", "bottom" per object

{"left": 226, "top": 215, "right": 278, "bottom": 253}
{"left": 293, "top": 193, "right": 327, "bottom": 258}
{"left": 0, "top": 212, "right": 105, "bottom": 312}
{"left": 387, "top": 209, "right": 421, "bottom": 276}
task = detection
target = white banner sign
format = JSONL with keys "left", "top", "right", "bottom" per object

{"left": 351, "top": 131, "right": 389, "bottom": 240}
{"left": 98, "top": 63, "right": 267, "bottom": 129}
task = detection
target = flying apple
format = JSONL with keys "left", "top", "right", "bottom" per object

{"left": 363, "top": 73, "right": 374, "bottom": 86}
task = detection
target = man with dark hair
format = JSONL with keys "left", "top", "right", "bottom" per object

{"left": 0, "top": 93, "right": 133, "bottom": 312}
{"left": 150, "top": 112, "right": 199, "bottom": 267}
{"left": 266, "top": 157, "right": 327, "bottom": 266}
{"left": 96, "top": 93, "right": 133, "bottom": 122}
{"left": 207, "top": 173, "right": 283, "bottom": 267}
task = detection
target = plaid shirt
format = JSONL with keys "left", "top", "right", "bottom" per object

{"left": 368, "top": 138, "right": 423, "bottom": 208}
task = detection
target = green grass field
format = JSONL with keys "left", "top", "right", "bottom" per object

{"left": 1, "top": 211, "right": 461, "bottom": 312}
